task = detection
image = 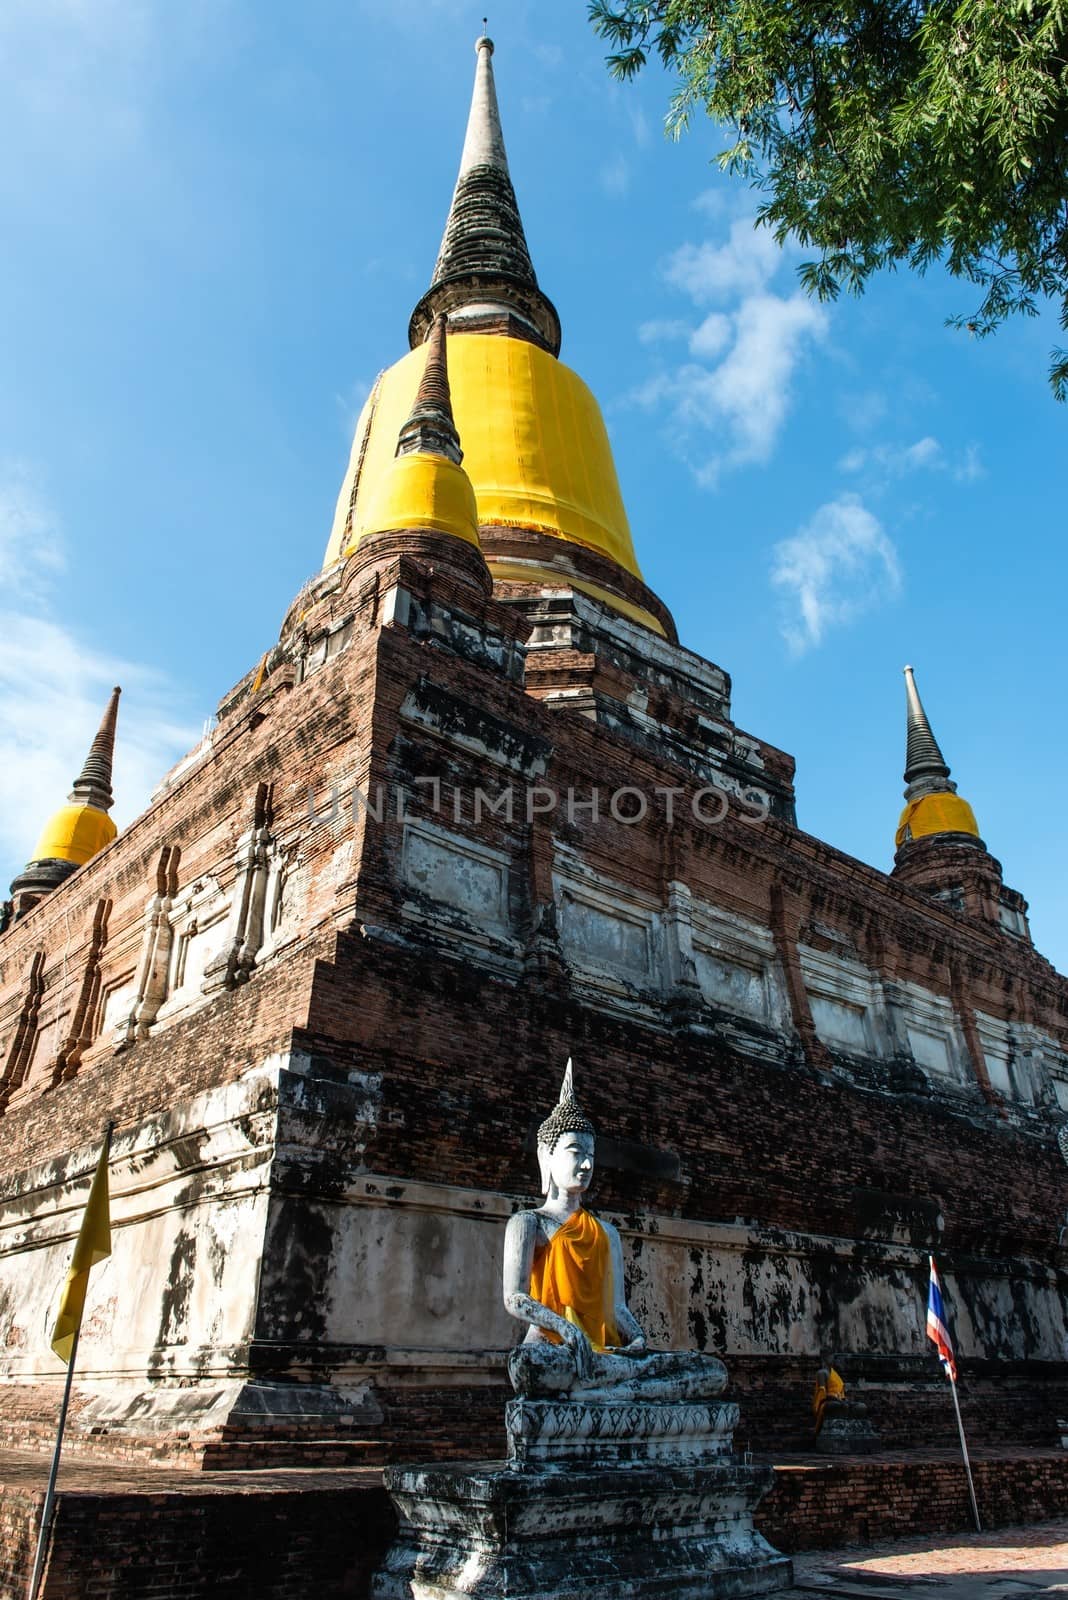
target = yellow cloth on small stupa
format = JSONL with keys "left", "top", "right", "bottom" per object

{"left": 529, "top": 1208, "right": 620, "bottom": 1352}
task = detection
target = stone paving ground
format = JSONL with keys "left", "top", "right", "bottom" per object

{"left": 782, "top": 1518, "right": 1068, "bottom": 1598}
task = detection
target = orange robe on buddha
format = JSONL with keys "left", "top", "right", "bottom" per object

{"left": 529, "top": 1208, "right": 620, "bottom": 1352}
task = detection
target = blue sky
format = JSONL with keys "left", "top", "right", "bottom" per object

{"left": 2, "top": 0, "right": 1065, "bottom": 972}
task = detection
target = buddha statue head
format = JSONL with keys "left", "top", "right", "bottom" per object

{"left": 537, "top": 1060, "right": 596, "bottom": 1198}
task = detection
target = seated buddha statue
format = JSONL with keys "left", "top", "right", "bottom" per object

{"left": 502, "top": 1063, "right": 727, "bottom": 1402}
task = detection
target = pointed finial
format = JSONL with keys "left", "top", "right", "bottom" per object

{"left": 69, "top": 686, "right": 121, "bottom": 813}
{"left": 902, "top": 666, "right": 952, "bottom": 797}
{"left": 458, "top": 26, "right": 507, "bottom": 176}
{"left": 395, "top": 314, "right": 463, "bottom": 465}
{"left": 407, "top": 35, "right": 561, "bottom": 354}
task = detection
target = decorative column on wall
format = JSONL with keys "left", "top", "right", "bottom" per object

{"left": 53, "top": 898, "right": 111, "bottom": 1085}
{"left": 769, "top": 878, "right": 831, "bottom": 1069}
{"left": 523, "top": 808, "right": 568, "bottom": 992}
{"left": 949, "top": 960, "right": 1004, "bottom": 1112}
{"left": 663, "top": 879, "right": 703, "bottom": 1024}
{"left": 0, "top": 951, "right": 46, "bottom": 1112}
{"left": 114, "top": 846, "right": 180, "bottom": 1049}
{"left": 203, "top": 784, "right": 277, "bottom": 995}
{"left": 867, "top": 918, "right": 916, "bottom": 1070}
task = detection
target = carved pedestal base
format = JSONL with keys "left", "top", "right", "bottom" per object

{"left": 815, "top": 1405, "right": 880, "bottom": 1455}
{"left": 505, "top": 1397, "right": 738, "bottom": 1469}
{"left": 373, "top": 1393, "right": 792, "bottom": 1600}
{"left": 372, "top": 1458, "right": 790, "bottom": 1599}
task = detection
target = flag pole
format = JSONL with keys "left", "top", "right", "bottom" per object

{"left": 26, "top": 1325, "right": 80, "bottom": 1600}
{"left": 947, "top": 1367, "right": 982, "bottom": 1534}
{"left": 28, "top": 1119, "right": 114, "bottom": 1600}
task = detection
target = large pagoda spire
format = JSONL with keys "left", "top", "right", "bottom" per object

{"left": 408, "top": 34, "right": 561, "bottom": 356}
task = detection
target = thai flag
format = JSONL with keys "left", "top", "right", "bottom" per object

{"left": 926, "top": 1256, "right": 957, "bottom": 1382}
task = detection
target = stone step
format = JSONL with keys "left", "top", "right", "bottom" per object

{"left": 792, "top": 1586, "right": 940, "bottom": 1598}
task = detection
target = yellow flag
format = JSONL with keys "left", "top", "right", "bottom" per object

{"left": 51, "top": 1128, "right": 112, "bottom": 1365}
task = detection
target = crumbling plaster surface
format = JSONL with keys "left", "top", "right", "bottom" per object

{"left": 252, "top": 1171, "right": 1068, "bottom": 1372}
{"left": 0, "top": 1062, "right": 280, "bottom": 1387}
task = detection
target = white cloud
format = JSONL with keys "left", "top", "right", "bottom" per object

{"left": 0, "top": 619, "right": 202, "bottom": 873}
{"left": 838, "top": 389, "right": 888, "bottom": 435}
{"left": 628, "top": 105, "right": 651, "bottom": 148}
{"left": 635, "top": 291, "right": 827, "bottom": 483}
{"left": 701, "top": 294, "right": 827, "bottom": 471}
{"left": 838, "top": 436, "right": 985, "bottom": 484}
{"left": 771, "top": 494, "right": 902, "bottom": 654}
{"left": 638, "top": 319, "right": 690, "bottom": 345}
{"left": 690, "top": 189, "right": 731, "bottom": 219}
{"left": 631, "top": 212, "right": 828, "bottom": 483}
{"left": 0, "top": 468, "right": 201, "bottom": 888}
{"left": 600, "top": 154, "right": 630, "bottom": 197}
{"left": 0, "top": 468, "right": 65, "bottom": 600}
{"left": 664, "top": 217, "right": 783, "bottom": 303}
{"left": 954, "top": 444, "right": 985, "bottom": 483}
{"left": 688, "top": 313, "right": 732, "bottom": 360}
{"left": 903, "top": 436, "right": 942, "bottom": 470}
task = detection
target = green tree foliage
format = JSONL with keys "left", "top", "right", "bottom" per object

{"left": 589, "top": 1, "right": 1068, "bottom": 396}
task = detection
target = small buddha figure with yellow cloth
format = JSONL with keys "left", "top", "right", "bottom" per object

{"left": 503, "top": 1063, "right": 727, "bottom": 1402}
{"left": 811, "top": 1356, "right": 878, "bottom": 1454}
{"left": 812, "top": 1365, "right": 846, "bottom": 1436}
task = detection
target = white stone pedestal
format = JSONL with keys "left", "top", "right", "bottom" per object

{"left": 371, "top": 1395, "right": 792, "bottom": 1599}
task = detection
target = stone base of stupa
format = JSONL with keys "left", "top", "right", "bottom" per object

{"left": 371, "top": 1399, "right": 792, "bottom": 1599}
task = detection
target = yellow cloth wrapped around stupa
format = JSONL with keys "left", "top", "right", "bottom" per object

{"left": 529, "top": 1209, "right": 620, "bottom": 1352}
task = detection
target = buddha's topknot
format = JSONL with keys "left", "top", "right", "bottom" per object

{"left": 537, "top": 1060, "right": 595, "bottom": 1152}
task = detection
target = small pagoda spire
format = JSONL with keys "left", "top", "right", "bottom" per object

{"left": 408, "top": 35, "right": 561, "bottom": 355}
{"left": 395, "top": 315, "right": 463, "bottom": 465}
{"left": 8, "top": 686, "right": 122, "bottom": 918}
{"left": 893, "top": 665, "right": 982, "bottom": 855}
{"left": 69, "top": 685, "right": 121, "bottom": 812}
{"left": 354, "top": 313, "right": 483, "bottom": 556}
{"left": 903, "top": 666, "right": 953, "bottom": 798}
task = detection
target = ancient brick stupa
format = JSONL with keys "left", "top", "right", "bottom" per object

{"left": 1, "top": 29, "right": 1066, "bottom": 1585}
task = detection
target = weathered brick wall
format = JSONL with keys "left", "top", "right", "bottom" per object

{"left": 0, "top": 1478, "right": 395, "bottom": 1600}
{"left": 755, "top": 1451, "right": 1068, "bottom": 1552}
{"left": 728, "top": 1356, "right": 1068, "bottom": 1453}
{"left": 298, "top": 926, "right": 1067, "bottom": 1270}
{"left": 2, "top": 1452, "right": 1067, "bottom": 1597}
{"left": 0, "top": 1484, "right": 35, "bottom": 1600}
{"left": 0, "top": 554, "right": 1065, "bottom": 1468}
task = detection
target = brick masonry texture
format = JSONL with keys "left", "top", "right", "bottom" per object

{"left": 1, "top": 1450, "right": 1066, "bottom": 1597}
{"left": 754, "top": 1450, "right": 1068, "bottom": 1553}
